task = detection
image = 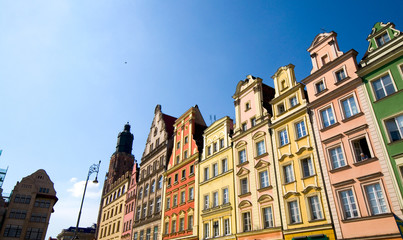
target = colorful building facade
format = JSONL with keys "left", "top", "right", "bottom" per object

{"left": 357, "top": 22, "right": 403, "bottom": 212}
{"left": 231, "top": 75, "right": 283, "bottom": 240}
{"left": 132, "top": 105, "right": 176, "bottom": 240}
{"left": 270, "top": 64, "right": 335, "bottom": 240}
{"left": 197, "top": 116, "right": 236, "bottom": 240}
{"left": 121, "top": 161, "right": 138, "bottom": 240}
{"left": 302, "top": 31, "right": 401, "bottom": 239}
{"left": 161, "top": 106, "right": 206, "bottom": 240}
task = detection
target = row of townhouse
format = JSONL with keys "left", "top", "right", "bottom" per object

{"left": 96, "top": 22, "right": 403, "bottom": 240}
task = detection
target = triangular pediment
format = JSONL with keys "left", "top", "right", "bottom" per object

{"left": 238, "top": 200, "right": 252, "bottom": 209}
{"left": 236, "top": 167, "right": 250, "bottom": 176}
{"left": 254, "top": 160, "right": 270, "bottom": 169}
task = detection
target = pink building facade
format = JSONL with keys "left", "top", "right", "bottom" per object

{"left": 121, "top": 162, "right": 138, "bottom": 240}
{"left": 302, "top": 32, "right": 401, "bottom": 239}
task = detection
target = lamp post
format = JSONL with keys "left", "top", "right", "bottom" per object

{"left": 73, "top": 161, "right": 101, "bottom": 239}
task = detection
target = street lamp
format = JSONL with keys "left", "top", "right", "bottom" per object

{"left": 73, "top": 161, "right": 101, "bottom": 239}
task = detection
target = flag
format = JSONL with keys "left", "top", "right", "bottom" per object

{"left": 393, "top": 213, "right": 403, "bottom": 238}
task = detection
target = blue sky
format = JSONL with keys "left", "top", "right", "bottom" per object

{"left": 0, "top": 0, "right": 402, "bottom": 238}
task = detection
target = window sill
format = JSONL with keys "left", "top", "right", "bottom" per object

{"left": 388, "top": 138, "right": 403, "bottom": 146}
{"left": 284, "top": 180, "right": 296, "bottom": 185}
{"left": 173, "top": 182, "right": 179, "bottom": 186}
{"left": 314, "top": 88, "right": 328, "bottom": 97}
{"left": 279, "top": 142, "right": 290, "bottom": 148}
{"left": 301, "top": 174, "right": 316, "bottom": 180}
{"left": 180, "top": 202, "right": 186, "bottom": 206}
{"left": 341, "top": 112, "right": 364, "bottom": 123}
{"left": 320, "top": 122, "right": 340, "bottom": 132}
{"left": 334, "top": 76, "right": 351, "bottom": 85}
{"left": 289, "top": 222, "right": 303, "bottom": 226}
{"left": 288, "top": 102, "right": 301, "bottom": 111}
{"left": 341, "top": 213, "right": 392, "bottom": 223}
{"left": 329, "top": 165, "right": 352, "bottom": 173}
{"left": 237, "top": 161, "right": 249, "bottom": 168}
{"left": 308, "top": 218, "right": 325, "bottom": 223}
{"left": 181, "top": 178, "right": 186, "bottom": 182}
{"left": 257, "top": 186, "right": 273, "bottom": 192}
{"left": 255, "top": 152, "right": 268, "bottom": 160}
{"left": 187, "top": 199, "right": 194, "bottom": 203}
{"left": 189, "top": 173, "right": 195, "bottom": 177}
{"left": 296, "top": 135, "right": 308, "bottom": 141}
{"left": 238, "top": 192, "right": 251, "bottom": 198}
{"left": 353, "top": 157, "right": 378, "bottom": 166}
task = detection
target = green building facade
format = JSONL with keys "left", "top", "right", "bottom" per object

{"left": 358, "top": 22, "right": 403, "bottom": 212}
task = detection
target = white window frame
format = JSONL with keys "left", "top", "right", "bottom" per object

{"left": 204, "top": 194, "right": 210, "bottom": 210}
{"left": 369, "top": 70, "right": 397, "bottom": 101}
{"left": 328, "top": 145, "right": 347, "bottom": 169}
{"left": 319, "top": 104, "right": 337, "bottom": 129}
{"left": 279, "top": 128, "right": 289, "bottom": 146}
{"left": 306, "top": 194, "right": 324, "bottom": 220}
{"left": 262, "top": 205, "right": 274, "bottom": 228}
{"left": 339, "top": 93, "right": 360, "bottom": 119}
{"left": 375, "top": 31, "right": 391, "bottom": 47}
{"left": 222, "top": 188, "right": 229, "bottom": 204}
{"left": 259, "top": 170, "right": 270, "bottom": 188}
{"left": 295, "top": 120, "right": 307, "bottom": 139}
{"left": 256, "top": 140, "right": 266, "bottom": 156}
{"left": 240, "top": 177, "right": 249, "bottom": 195}
{"left": 383, "top": 112, "right": 403, "bottom": 143}
{"left": 300, "top": 157, "right": 315, "bottom": 178}
{"left": 238, "top": 149, "right": 247, "bottom": 164}
{"left": 283, "top": 163, "right": 295, "bottom": 184}
{"left": 349, "top": 134, "right": 374, "bottom": 163}
{"left": 289, "top": 95, "right": 298, "bottom": 108}
{"left": 287, "top": 200, "right": 301, "bottom": 224}
{"left": 213, "top": 191, "right": 219, "bottom": 207}
{"left": 333, "top": 65, "right": 348, "bottom": 82}
{"left": 338, "top": 187, "right": 360, "bottom": 219}
{"left": 242, "top": 211, "right": 251, "bottom": 232}
{"left": 362, "top": 181, "right": 389, "bottom": 216}
{"left": 314, "top": 78, "right": 327, "bottom": 94}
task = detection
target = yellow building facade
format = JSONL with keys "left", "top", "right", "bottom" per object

{"left": 270, "top": 65, "right": 335, "bottom": 240}
{"left": 97, "top": 173, "right": 129, "bottom": 240}
{"left": 197, "top": 116, "right": 237, "bottom": 240}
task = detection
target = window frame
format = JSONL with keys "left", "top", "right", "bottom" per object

{"left": 333, "top": 65, "right": 348, "bottom": 82}
{"left": 383, "top": 113, "right": 403, "bottom": 143}
{"left": 314, "top": 78, "right": 327, "bottom": 94}
{"left": 278, "top": 128, "right": 289, "bottom": 146}
{"left": 238, "top": 148, "right": 247, "bottom": 164}
{"left": 375, "top": 31, "right": 391, "bottom": 47}
{"left": 295, "top": 119, "right": 307, "bottom": 139}
{"left": 287, "top": 199, "right": 301, "bottom": 224}
{"left": 259, "top": 170, "right": 270, "bottom": 188}
{"left": 319, "top": 104, "right": 337, "bottom": 129}
{"left": 289, "top": 95, "right": 298, "bottom": 108}
{"left": 300, "top": 157, "right": 315, "bottom": 178}
{"left": 339, "top": 93, "right": 361, "bottom": 119}
{"left": 262, "top": 206, "right": 274, "bottom": 228}
{"left": 362, "top": 181, "right": 389, "bottom": 216}
{"left": 283, "top": 163, "right": 295, "bottom": 184}
{"left": 328, "top": 145, "right": 347, "bottom": 170}
{"left": 306, "top": 194, "right": 324, "bottom": 221}
{"left": 337, "top": 187, "right": 360, "bottom": 219}
{"left": 369, "top": 71, "right": 397, "bottom": 101}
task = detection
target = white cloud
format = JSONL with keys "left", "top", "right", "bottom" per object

{"left": 67, "top": 179, "right": 102, "bottom": 199}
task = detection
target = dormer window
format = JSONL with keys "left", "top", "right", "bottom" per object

{"left": 376, "top": 32, "right": 390, "bottom": 47}
{"left": 278, "top": 103, "right": 285, "bottom": 114}
{"left": 281, "top": 80, "right": 287, "bottom": 90}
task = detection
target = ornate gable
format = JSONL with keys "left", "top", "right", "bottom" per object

{"left": 366, "top": 22, "right": 401, "bottom": 53}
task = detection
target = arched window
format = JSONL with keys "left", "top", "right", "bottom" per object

{"left": 145, "top": 184, "right": 149, "bottom": 196}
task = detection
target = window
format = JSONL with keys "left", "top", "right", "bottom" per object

{"left": 173, "top": 195, "right": 178, "bottom": 207}
{"left": 146, "top": 228, "right": 151, "bottom": 240}
{"left": 184, "top": 150, "right": 188, "bottom": 159}
{"left": 138, "top": 188, "right": 143, "bottom": 199}
{"left": 153, "top": 226, "right": 158, "bottom": 240}
{"left": 171, "top": 220, "right": 176, "bottom": 233}
{"left": 140, "top": 230, "right": 144, "bottom": 240}
{"left": 189, "top": 187, "right": 194, "bottom": 200}
{"left": 279, "top": 129, "right": 289, "bottom": 146}
{"left": 167, "top": 177, "right": 171, "bottom": 186}
{"left": 259, "top": 170, "right": 269, "bottom": 188}
{"left": 25, "top": 228, "right": 43, "bottom": 240}
{"left": 295, "top": 121, "right": 307, "bottom": 139}
{"left": 376, "top": 32, "right": 390, "bottom": 47}
{"left": 385, "top": 115, "right": 403, "bottom": 142}
{"left": 342, "top": 96, "right": 359, "bottom": 118}
{"left": 179, "top": 218, "right": 185, "bottom": 231}
{"left": 4, "top": 225, "right": 22, "bottom": 237}
{"left": 134, "top": 232, "right": 138, "bottom": 240}
{"left": 156, "top": 138, "right": 159, "bottom": 146}
{"left": 278, "top": 103, "right": 285, "bottom": 114}
{"left": 251, "top": 117, "right": 256, "bottom": 127}
{"left": 339, "top": 189, "right": 359, "bottom": 219}
{"left": 30, "top": 213, "right": 46, "bottom": 222}
{"left": 281, "top": 80, "right": 287, "bottom": 90}
{"left": 164, "top": 222, "right": 169, "bottom": 234}
{"left": 145, "top": 184, "right": 149, "bottom": 196}
{"left": 182, "top": 169, "right": 186, "bottom": 179}
{"left": 256, "top": 140, "right": 266, "bottom": 156}
{"left": 315, "top": 80, "right": 326, "bottom": 93}
{"left": 224, "top": 218, "right": 230, "bottom": 235}
{"left": 166, "top": 198, "right": 171, "bottom": 209}
{"left": 204, "top": 223, "right": 209, "bottom": 238}
{"left": 242, "top": 123, "right": 247, "bottom": 131}
{"left": 213, "top": 163, "right": 218, "bottom": 177}
{"left": 220, "top": 139, "right": 224, "bottom": 149}
{"left": 239, "top": 149, "right": 247, "bottom": 164}
{"left": 308, "top": 195, "right": 323, "bottom": 220}
{"left": 263, "top": 207, "right": 273, "bottom": 228}
{"left": 156, "top": 197, "right": 161, "bottom": 212}
{"left": 149, "top": 200, "right": 154, "bottom": 215}
{"left": 181, "top": 191, "right": 186, "bottom": 204}
{"left": 283, "top": 164, "right": 294, "bottom": 184}
{"left": 213, "top": 143, "right": 218, "bottom": 153}
{"left": 190, "top": 165, "right": 194, "bottom": 175}
{"left": 213, "top": 192, "right": 219, "bottom": 207}
{"left": 174, "top": 174, "right": 178, "bottom": 183}
{"left": 204, "top": 195, "right": 209, "bottom": 209}
{"left": 185, "top": 136, "right": 188, "bottom": 144}
{"left": 352, "top": 137, "right": 372, "bottom": 162}
{"left": 223, "top": 188, "right": 229, "bottom": 204}
{"left": 365, "top": 183, "right": 388, "bottom": 215}
{"left": 151, "top": 181, "right": 155, "bottom": 193}
{"left": 136, "top": 207, "right": 141, "bottom": 220}
{"left": 329, "top": 146, "right": 346, "bottom": 169}
{"left": 242, "top": 212, "right": 251, "bottom": 232}
{"left": 288, "top": 201, "right": 301, "bottom": 224}
{"left": 208, "top": 146, "right": 212, "bottom": 155}
{"left": 245, "top": 102, "right": 251, "bottom": 110}
{"left": 176, "top": 156, "right": 180, "bottom": 164}
{"left": 222, "top": 158, "right": 228, "bottom": 173}
{"left": 372, "top": 73, "right": 396, "bottom": 100}
{"left": 335, "top": 68, "right": 347, "bottom": 82}
{"left": 213, "top": 221, "right": 219, "bottom": 237}
{"left": 290, "top": 96, "right": 298, "bottom": 107}
{"left": 9, "top": 209, "right": 27, "bottom": 219}
{"left": 321, "top": 54, "right": 329, "bottom": 65}
{"left": 158, "top": 176, "right": 163, "bottom": 189}
{"left": 177, "top": 141, "right": 180, "bottom": 149}
{"left": 188, "top": 215, "right": 193, "bottom": 230}
{"left": 301, "top": 158, "right": 314, "bottom": 178}
{"left": 240, "top": 178, "right": 248, "bottom": 194}
{"left": 142, "top": 204, "right": 147, "bottom": 218}
{"left": 320, "top": 107, "right": 336, "bottom": 128}
{"left": 204, "top": 167, "right": 209, "bottom": 181}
